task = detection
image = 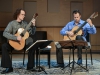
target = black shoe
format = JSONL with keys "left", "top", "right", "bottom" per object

{"left": 27, "top": 67, "right": 37, "bottom": 71}
{"left": 1, "top": 67, "right": 13, "bottom": 74}
{"left": 53, "top": 64, "right": 64, "bottom": 68}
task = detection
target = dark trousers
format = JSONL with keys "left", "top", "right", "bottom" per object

{"left": 56, "top": 35, "right": 84, "bottom": 64}
{"left": 1, "top": 40, "right": 39, "bottom": 68}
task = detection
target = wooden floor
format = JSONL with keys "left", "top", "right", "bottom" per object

{"left": 0, "top": 53, "right": 100, "bottom": 75}
{"left": 1, "top": 53, "right": 99, "bottom": 61}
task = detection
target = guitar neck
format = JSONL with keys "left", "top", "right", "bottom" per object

{"left": 74, "top": 12, "right": 98, "bottom": 34}
{"left": 74, "top": 21, "right": 87, "bottom": 34}
{"left": 23, "top": 21, "right": 33, "bottom": 33}
{"left": 20, "top": 18, "right": 35, "bottom": 36}
{"left": 74, "top": 17, "right": 92, "bottom": 34}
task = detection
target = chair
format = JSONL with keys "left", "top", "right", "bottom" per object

{"left": 0, "top": 31, "right": 7, "bottom": 53}
{"left": 36, "top": 47, "right": 51, "bottom": 68}
{"left": 84, "top": 33, "right": 93, "bottom": 65}
{"left": 58, "top": 33, "right": 93, "bottom": 73}
{"left": 59, "top": 40, "right": 89, "bottom": 74}
{"left": 30, "top": 31, "right": 51, "bottom": 68}
{"left": 65, "top": 33, "right": 93, "bottom": 65}
{"left": 11, "top": 31, "right": 51, "bottom": 67}
{"left": 10, "top": 49, "right": 25, "bottom": 65}
{"left": 10, "top": 31, "right": 51, "bottom": 68}
{"left": 0, "top": 31, "right": 25, "bottom": 65}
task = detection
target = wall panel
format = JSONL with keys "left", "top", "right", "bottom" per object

{"left": 0, "top": 0, "right": 13, "bottom": 12}
{"left": 70, "top": 1, "right": 83, "bottom": 20}
{"left": 24, "top": 1, "right": 37, "bottom": 23}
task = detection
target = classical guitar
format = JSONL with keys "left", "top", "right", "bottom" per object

{"left": 64, "top": 12, "right": 98, "bottom": 40}
{"left": 9, "top": 13, "right": 38, "bottom": 50}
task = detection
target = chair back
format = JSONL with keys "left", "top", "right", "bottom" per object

{"left": 0, "top": 31, "right": 7, "bottom": 52}
{"left": 0, "top": 31, "right": 7, "bottom": 43}
{"left": 30, "top": 31, "right": 47, "bottom": 41}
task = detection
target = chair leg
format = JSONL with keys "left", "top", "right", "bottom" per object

{"left": 23, "top": 50, "right": 25, "bottom": 65}
{"left": 10, "top": 50, "right": 12, "bottom": 61}
{"left": 36, "top": 50, "right": 38, "bottom": 67}
{"left": 90, "top": 49, "right": 93, "bottom": 65}
{"left": 69, "top": 48, "right": 71, "bottom": 67}
{"left": 85, "top": 48, "right": 87, "bottom": 69}
{"left": 48, "top": 52, "right": 50, "bottom": 68}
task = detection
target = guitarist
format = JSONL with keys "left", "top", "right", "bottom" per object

{"left": 55, "top": 10, "right": 96, "bottom": 67}
{"left": 1, "top": 8, "right": 38, "bottom": 74}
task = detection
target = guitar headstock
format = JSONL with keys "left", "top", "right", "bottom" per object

{"left": 90, "top": 12, "right": 98, "bottom": 19}
{"left": 33, "top": 13, "right": 38, "bottom": 19}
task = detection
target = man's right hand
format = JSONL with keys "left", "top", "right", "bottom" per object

{"left": 17, "top": 36, "right": 22, "bottom": 41}
{"left": 67, "top": 31, "right": 74, "bottom": 37}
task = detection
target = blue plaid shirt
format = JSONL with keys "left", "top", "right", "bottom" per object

{"left": 60, "top": 19, "right": 97, "bottom": 41}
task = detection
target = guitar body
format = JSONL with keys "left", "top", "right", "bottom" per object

{"left": 63, "top": 26, "right": 82, "bottom": 40}
{"left": 9, "top": 28, "right": 29, "bottom": 50}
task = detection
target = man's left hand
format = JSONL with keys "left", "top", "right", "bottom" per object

{"left": 87, "top": 19, "right": 93, "bottom": 26}
{"left": 31, "top": 19, "right": 36, "bottom": 26}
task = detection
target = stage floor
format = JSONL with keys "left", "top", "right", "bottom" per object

{"left": 0, "top": 53, "right": 100, "bottom": 75}
{"left": 0, "top": 53, "right": 99, "bottom": 61}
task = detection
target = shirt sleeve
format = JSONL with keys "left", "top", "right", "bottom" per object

{"left": 24, "top": 21, "right": 36, "bottom": 35}
{"left": 60, "top": 23, "right": 70, "bottom": 35}
{"left": 3, "top": 22, "right": 17, "bottom": 40}
{"left": 86, "top": 24, "right": 96, "bottom": 34}
{"left": 28, "top": 26, "right": 36, "bottom": 35}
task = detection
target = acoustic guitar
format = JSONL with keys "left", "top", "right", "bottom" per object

{"left": 9, "top": 13, "right": 38, "bottom": 50}
{"left": 64, "top": 12, "right": 98, "bottom": 40}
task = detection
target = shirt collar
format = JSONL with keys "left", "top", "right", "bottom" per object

{"left": 73, "top": 19, "right": 83, "bottom": 25}
{"left": 14, "top": 20, "right": 23, "bottom": 25}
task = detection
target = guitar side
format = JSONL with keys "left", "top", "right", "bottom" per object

{"left": 9, "top": 28, "right": 29, "bottom": 50}
{"left": 63, "top": 26, "right": 82, "bottom": 40}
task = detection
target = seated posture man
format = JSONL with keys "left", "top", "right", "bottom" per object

{"left": 1, "top": 8, "right": 39, "bottom": 74}
{"left": 55, "top": 10, "right": 96, "bottom": 67}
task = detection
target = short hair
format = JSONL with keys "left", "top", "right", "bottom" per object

{"left": 72, "top": 9, "right": 81, "bottom": 15}
{"left": 13, "top": 8, "right": 25, "bottom": 19}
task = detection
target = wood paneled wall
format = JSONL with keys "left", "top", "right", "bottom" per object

{"left": 0, "top": 27, "right": 100, "bottom": 52}
{"left": 0, "top": 0, "right": 100, "bottom": 27}
{"left": 0, "top": 0, "right": 100, "bottom": 52}
{"left": 36, "top": 27, "right": 100, "bottom": 52}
